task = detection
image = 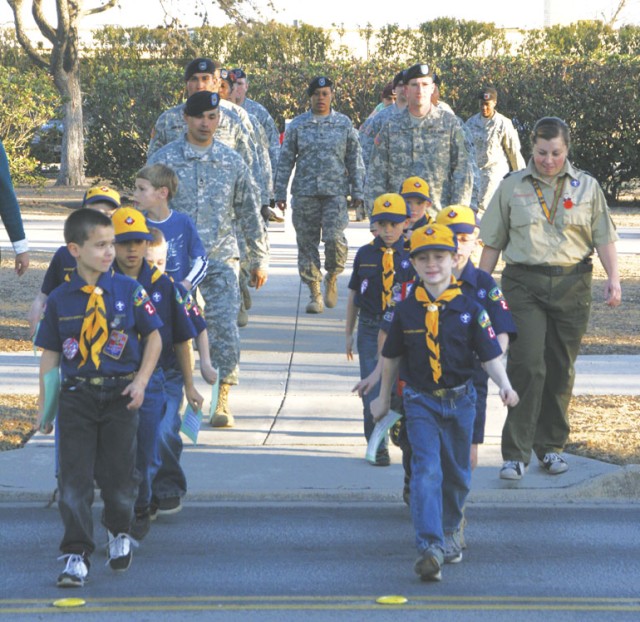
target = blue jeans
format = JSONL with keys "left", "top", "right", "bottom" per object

{"left": 357, "top": 314, "right": 387, "bottom": 450}
{"left": 403, "top": 382, "right": 476, "bottom": 553}
{"left": 152, "top": 367, "right": 186, "bottom": 501}
{"left": 135, "top": 368, "right": 166, "bottom": 512}
{"left": 57, "top": 377, "right": 139, "bottom": 556}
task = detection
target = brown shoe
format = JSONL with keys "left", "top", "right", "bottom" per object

{"left": 323, "top": 274, "right": 338, "bottom": 308}
{"left": 305, "top": 282, "right": 324, "bottom": 314}
{"left": 211, "top": 383, "right": 235, "bottom": 427}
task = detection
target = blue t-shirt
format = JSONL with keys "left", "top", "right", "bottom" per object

{"left": 35, "top": 269, "right": 163, "bottom": 379}
{"left": 146, "top": 211, "right": 207, "bottom": 285}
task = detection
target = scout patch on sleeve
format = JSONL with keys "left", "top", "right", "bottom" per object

{"left": 133, "top": 285, "right": 150, "bottom": 307}
{"left": 488, "top": 287, "right": 504, "bottom": 301}
{"left": 477, "top": 309, "right": 492, "bottom": 329}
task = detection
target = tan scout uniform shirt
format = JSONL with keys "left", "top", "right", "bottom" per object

{"left": 479, "top": 160, "right": 618, "bottom": 267}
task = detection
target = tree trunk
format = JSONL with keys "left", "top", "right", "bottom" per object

{"left": 54, "top": 67, "right": 85, "bottom": 186}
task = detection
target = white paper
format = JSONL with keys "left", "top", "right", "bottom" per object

{"left": 365, "top": 409, "right": 402, "bottom": 463}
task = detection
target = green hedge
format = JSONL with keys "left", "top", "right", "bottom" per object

{"left": 1, "top": 23, "right": 638, "bottom": 200}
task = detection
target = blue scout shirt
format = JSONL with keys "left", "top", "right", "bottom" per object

{"left": 35, "top": 269, "right": 163, "bottom": 379}
{"left": 41, "top": 246, "right": 76, "bottom": 295}
{"left": 382, "top": 282, "right": 502, "bottom": 393}
{"left": 348, "top": 236, "right": 414, "bottom": 317}
{"left": 114, "top": 260, "right": 196, "bottom": 371}
{"left": 145, "top": 210, "right": 208, "bottom": 286}
{"left": 177, "top": 282, "right": 207, "bottom": 337}
{"left": 458, "top": 261, "right": 517, "bottom": 339}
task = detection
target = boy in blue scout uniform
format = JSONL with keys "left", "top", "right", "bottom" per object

{"left": 399, "top": 176, "right": 435, "bottom": 238}
{"left": 145, "top": 229, "right": 217, "bottom": 521}
{"left": 346, "top": 193, "right": 414, "bottom": 466}
{"left": 371, "top": 223, "right": 519, "bottom": 582}
{"left": 111, "top": 207, "right": 204, "bottom": 540}
{"left": 35, "top": 208, "right": 163, "bottom": 588}
{"left": 28, "top": 186, "right": 121, "bottom": 338}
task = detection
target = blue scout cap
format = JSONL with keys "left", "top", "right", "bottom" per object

{"left": 371, "top": 193, "right": 410, "bottom": 224}
{"left": 410, "top": 223, "right": 458, "bottom": 256}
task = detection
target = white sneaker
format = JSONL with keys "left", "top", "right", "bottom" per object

{"left": 444, "top": 530, "right": 463, "bottom": 564}
{"left": 539, "top": 452, "right": 569, "bottom": 474}
{"left": 57, "top": 553, "right": 89, "bottom": 587}
{"left": 106, "top": 531, "right": 137, "bottom": 572}
{"left": 500, "top": 460, "right": 527, "bottom": 480}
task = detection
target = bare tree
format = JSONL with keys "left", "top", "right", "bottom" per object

{"left": 6, "top": 0, "right": 118, "bottom": 186}
{"left": 602, "top": 0, "right": 629, "bottom": 26}
{"left": 4, "top": 0, "right": 275, "bottom": 186}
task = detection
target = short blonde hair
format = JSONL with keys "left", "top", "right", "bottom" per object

{"left": 147, "top": 226, "right": 167, "bottom": 248}
{"left": 136, "top": 163, "right": 179, "bottom": 200}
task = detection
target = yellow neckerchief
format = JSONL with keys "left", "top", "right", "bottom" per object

{"left": 380, "top": 246, "right": 396, "bottom": 309}
{"left": 414, "top": 278, "right": 462, "bottom": 384}
{"left": 150, "top": 265, "right": 163, "bottom": 284}
{"left": 530, "top": 176, "right": 566, "bottom": 225}
{"left": 78, "top": 283, "right": 109, "bottom": 369}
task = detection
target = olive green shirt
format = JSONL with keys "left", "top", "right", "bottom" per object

{"left": 479, "top": 159, "right": 618, "bottom": 266}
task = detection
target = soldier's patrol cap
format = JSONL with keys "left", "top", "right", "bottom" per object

{"left": 435, "top": 205, "right": 479, "bottom": 234}
{"left": 392, "top": 70, "right": 405, "bottom": 89}
{"left": 307, "top": 76, "right": 333, "bottom": 96}
{"left": 232, "top": 68, "right": 247, "bottom": 79}
{"left": 404, "top": 63, "right": 432, "bottom": 82}
{"left": 112, "top": 207, "right": 153, "bottom": 243}
{"left": 371, "top": 193, "right": 411, "bottom": 224}
{"left": 82, "top": 185, "right": 121, "bottom": 209}
{"left": 184, "top": 91, "right": 220, "bottom": 116}
{"left": 410, "top": 223, "right": 458, "bottom": 256}
{"left": 220, "top": 68, "right": 236, "bottom": 86}
{"left": 184, "top": 58, "right": 219, "bottom": 81}
{"left": 399, "top": 177, "right": 432, "bottom": 203}
{"left": 479, "top": 87, "right": 498, "bottom": 102}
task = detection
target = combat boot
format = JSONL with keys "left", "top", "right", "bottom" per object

{"left": 211, "top": 383, "right": 235, "bottom": 427}
{"left": 305, "top": 282, "right": 324, "bottom": 314}
{"left": 323, "top": 273, "right": 338, "bottom": 308}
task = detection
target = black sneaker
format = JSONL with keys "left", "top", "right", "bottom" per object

{"left": 156, "top": 496, "right": 182, "bottom": 516}
{"left": 57, "top": 553, "right": 89, "bottom": 588}
{"left": 130, "top": 511, "right": 151, "bottom": 541}
{"left": 149, "top": 497, "right": 159, "bottom": 521}
{"left": 373, "top": 448, "right": 390, "bottom": 467}
{"left": 106, "top": 531, "right": 137, "bottom": 572}
{"left": 402, "top": 483, "right": 410, "bottom": 506}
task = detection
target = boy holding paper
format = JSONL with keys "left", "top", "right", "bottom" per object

{"left": 371, "top": 223, "right": 519, "bottom": 582}
{"left": 35, "top": 208, "right": 162, "bottom": 587}
{"left": 345, "top": 193, "right": 414, "bottom": 466}
{"left": 111, "top": 208, "right": 203, "bottom": 540}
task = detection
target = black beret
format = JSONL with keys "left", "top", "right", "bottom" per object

{"left": 392, "top": 70, "right": 405, "bottom": 88}
{"left": 404, "top": 63, "right": 431, "bottom": 82}
{"left": 307, "top": 76, "right": 333, "bottom": 96}
{"left": 184, "top": 91, "right": 220, "bottom": 116}
{"left": 220, "top": 68, "right": 236, "bottom": 86}
{"left": 232, "top": 68, "right": 247, "bottom": 79}
{"left": 433, "top": 71, "right": 441, "bottom": 87}
{"left": 479, "top": 87, "right": 498, "bottom": 102}
{"left": 184, "top": 58, "right": 218, "bottom": 81}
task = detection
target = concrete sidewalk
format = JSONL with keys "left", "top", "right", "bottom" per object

{"left": 1, "top": 213, "right": 639, "bottom": 504}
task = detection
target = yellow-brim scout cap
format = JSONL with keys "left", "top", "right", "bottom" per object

{"left": 410, "top": 223, "right": 458, "bottom": 256}
{"left": 435, "top": 204, "right": 478, "bottom": 234}
{"left": 112, "top": 207, "right": 153, "bottom": 242}
{"left": 371, "top": 193, "right": 410, "bottom": 224}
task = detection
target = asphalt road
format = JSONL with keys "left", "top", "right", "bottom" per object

{"left": 2, "top": 502, "right": 639, "bottom": 621}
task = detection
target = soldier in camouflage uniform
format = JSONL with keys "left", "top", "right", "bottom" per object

{"left": 219, "top": 67, "right": 273, "bottom": 327}
{"left": 359, "top": 70, "right": 407, "bottom": 171}
{"left": 364, "top": 63, "right": 474, "bottom": 215}
{"left": 274, "top": 76, "right": 365, "bottom": 314}
{"left": 465, "top": 87, "right": 525, "bottom": 212}
{"left": 147, "top": 58, "right": 270, "bottom": 208}
{"left": 231, "top": 68, "right": 280, "bottom": 192}
{"left": 148, "top": 92, "right": 269, "bottom": 428}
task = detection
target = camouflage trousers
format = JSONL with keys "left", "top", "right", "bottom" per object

{"left": 291, "top": 195, "right": 349, "bottom": 284}
{"left": 198, "top": 259, "right": 240, "bottom": 385}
